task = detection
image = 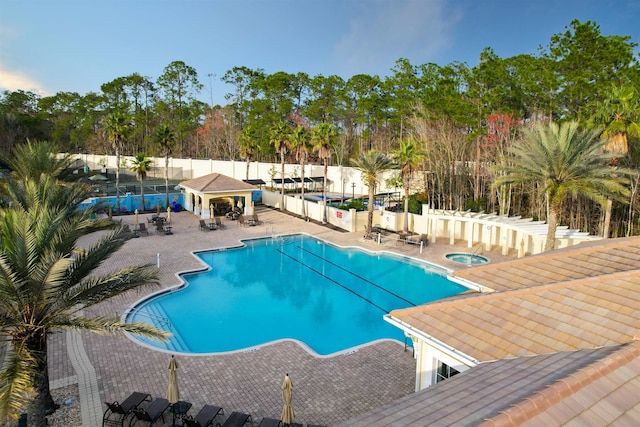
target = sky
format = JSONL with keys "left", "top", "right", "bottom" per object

{"left": 1, "top": 0, "right": 639, "bottom": 105}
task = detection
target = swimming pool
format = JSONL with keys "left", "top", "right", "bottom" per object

{"left": 126, "top": 234, "right": 467, "bottom": 355}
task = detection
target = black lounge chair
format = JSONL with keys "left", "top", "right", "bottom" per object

{"left": 183, "top": 404, "right": 224, "bottom": 427}
{"left": 258, "top": 418, "right": 281, "bottom": 427}
{"left": 102, "top": 392, "right": 151, "bottom": 427}
{"left": 215, "top": 217, "right": 225, "bottom": 229}
{"left": 129, "top": 397, "right": 170, "bottom": 426}
{"left": 199, "top": 219, "right": 211, "bottom": 231}
{"left": 218, "top": 411, "right": 252, "bottom": 427}
{"left": 138, "top": 223, "right": 149, "bottom": 236}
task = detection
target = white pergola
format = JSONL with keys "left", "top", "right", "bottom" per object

{"left": 423, "top": 209, "right": 598, "bottom": 256}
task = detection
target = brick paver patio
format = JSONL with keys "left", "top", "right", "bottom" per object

{"left": 46, "top": 207, "right": 515, "bottom": 426}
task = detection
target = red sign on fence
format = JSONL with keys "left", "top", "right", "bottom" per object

{"left": 336, "top": 211, "right": 342, "bottom": 219}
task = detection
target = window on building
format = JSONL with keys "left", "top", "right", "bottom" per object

{"left": 436, "top": 360, "right": 459, "bottom": 383}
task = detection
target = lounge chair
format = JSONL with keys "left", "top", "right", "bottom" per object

{"left": 199, "top": 219, "right": 211, "bottom": 232}
{"left": 406, "top": 233, "right": 428, "bottom": 246}
{"left": 258, "top": 418, "right": 281, "bottom": 427}
{"left": 129, "top": 397, "right": 170, "bottom": 426}
{"left": 137, "top": 223, "right": 149, "bottom": 236}
{"left": 102, "top": 392, "right": 151, "bottom": 427}
{"left": 183, "top": 404, "right": 224, "bottom": 427}
{"left": 251, "top": 214, "right": 262, "bottom": 225}
{"left": 238, "top": 215, "right": 249, "bottom": 227}
{"left": 219, "top": 412, "right": 252, "bottom": 427}
{"left": 214, "top": 217, "right": 225, "bottom": 229}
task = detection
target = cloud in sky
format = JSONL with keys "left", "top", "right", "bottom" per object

{"left": 0, "top": 64, "right": 47, "bottom": 95}
{"left": 0, "top": 24, "right": 47, "bottom": 95}
{"left": 334, "top": 0, "right": 459, "bottom": 76}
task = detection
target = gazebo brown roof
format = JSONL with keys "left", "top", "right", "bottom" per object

{"left": 180, "top": 173, "right": 256, "bottom": 193}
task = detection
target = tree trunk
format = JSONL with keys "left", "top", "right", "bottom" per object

{"left": 300, "top": 159, "right": 306, "bottom": 218}
{"left": 545, "top": 199, "right": 561, "bottom": 252}
{"left": 403, "top": 179, "right": 410, "bottom": 233}
{"left": 322, "top": 158, "right": 328, "bottom": 224}
{"left": 280, "top": 150, "right": 285, "bottom": 211}
{"left": 367, "top": 181, "right": 375, "bottom": 233}
{"left": 115, "top": 148, "right": 121, "bottom": 213}
{"left": 603, "top": 197, "right": 612, "bottom": 239}
{"left": 245, "top": 157, "right": 250, "bottom": 181}
{"left": 140, "top": 177, "right": 145, "bottom": 211}
{"left": 164, "top": 154, "right": 170, "bottom": 207}
{"left": 28, "top": 334, "right": 57, "bottom": 427}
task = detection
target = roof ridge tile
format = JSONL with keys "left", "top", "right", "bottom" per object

{"left": 478, "top": 341, "right": 640, "bottom": 427}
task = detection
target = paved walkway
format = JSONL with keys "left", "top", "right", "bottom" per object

{"left": 47, "top": 207, "right": 516, "bottom": 426}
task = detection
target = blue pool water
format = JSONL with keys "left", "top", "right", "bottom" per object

{"left": 127, "top": 234, "right": 467, "bottom": 355}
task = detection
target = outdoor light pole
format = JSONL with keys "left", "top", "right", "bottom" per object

{"left": 342, "top": 179, "right": 345, "bottom": 200}
{"left": 352, "top": 182, "right": 356, "bottom": 199}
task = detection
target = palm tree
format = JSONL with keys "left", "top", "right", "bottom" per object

{"left": 129, "top": 153, "right": 153, "bottom": 212}
{"left": 238, "top": 126, "right": 259, "bottom": 181}
{"left": 104, "top": 111, "right": 130, "bottom": 214}
{"left": 3, "top": 140, "right": 75, "bottom": 183}
{"left": 290, "top": 126, "right": 311, "bottom": 218}
{"left": 0, "top": 175, "right": 167, "bottom": 426}
{"left": 589, "top": 85, "right": 640, "bottom": 237}
{"left": 351, "top": 150, "right": 395, "bottom": 235}
{"left": 269, "top": 122, "right": 291, "bottom": 210}
{"left": 155, "top": 124, "right": 175, "bottom": 209}
{"left": 493, "top": 121, "right": 630, "bottom": 252}
{"left": 312, "top": 122, "right": 337, "bottom": 223}
{"left": 393, "top": 137, "right": 425, "bottom": 233}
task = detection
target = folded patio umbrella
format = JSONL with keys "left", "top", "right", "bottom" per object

{"left": 280, "top": 373, "right": 295, "bottom": 425}
{"left": 167, "top": 355, "right": 179, "bottom": 404}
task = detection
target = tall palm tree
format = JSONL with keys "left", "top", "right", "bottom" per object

{"left": 0, "top": 175, "right": 167, "bottom": 426}
{"left": 269, "top": 122, "right": 291, "bottom": 211}
{"left": 129, "top": 153, "right": 153, "bottom": 212}
{"left": 351, "top": 150, "right": 395, "bottom": 235}
{"left": 104, "top": 111, "right": 130, "bottom": 214}
{"left": 493, "top": 121, "right": 630, "bottom": 252}
{"left": 155, "top": 124, "right": 175, "bottom": 208}
{"left": 290, "top": 126, "right": 311, "bottom": 218}
{"left": 238, "top": 126, "right": 259, "bottom": 181}
{"left": 393, "top": 137, "right": 425, "bottom": 233}
{"left": 312, "top": 122, "right": 337, "bottom": 223}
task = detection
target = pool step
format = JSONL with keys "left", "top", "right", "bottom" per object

{"left": 135, "top": 303, "right": 190, "bottom": 353}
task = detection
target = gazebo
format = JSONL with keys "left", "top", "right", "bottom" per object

{"left": 179, "top": 173, "right": 257, "bottom": 218}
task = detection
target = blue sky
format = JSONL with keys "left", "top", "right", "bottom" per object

{"left": 1, "top": 0, "right": 638, "bottom": 105}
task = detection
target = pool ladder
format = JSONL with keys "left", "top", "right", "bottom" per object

{"left": 472, "top": 244, "right": 484, "bottom": 256}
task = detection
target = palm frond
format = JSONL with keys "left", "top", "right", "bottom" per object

{"left": 60, "top": 265, "right": 159, "bottom": 311}
{"left": 50, "top": 316, "right": 170, "bottom": 342}
{"left": 0, "top": 343, "right": 36, "bottom": 421}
